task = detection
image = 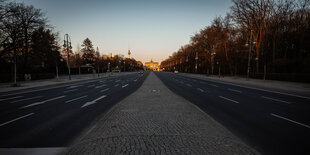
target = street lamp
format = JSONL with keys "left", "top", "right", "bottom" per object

{"left": 195, "top": 52, "right": 198, "bottom": 73}
{"left": 246, "top": 30, "right": 255, "bottom": 80}
{"left": 63, "top": 34, "right": 72, "bottom": 80}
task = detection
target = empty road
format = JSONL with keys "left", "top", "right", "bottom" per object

{"left": 0, "top": 72, "right": 148, "bottom": 147}
{"left": 155, "top": 72, "right": 310, "bottom": 155}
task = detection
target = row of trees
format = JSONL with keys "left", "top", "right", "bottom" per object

{"left": 0, "top": 1, "right": 142, "bottom": 83}
{"left": 161, "top": 0, "right": 310, "bottom": 82}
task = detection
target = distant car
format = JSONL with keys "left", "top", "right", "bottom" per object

{"left": 174, "top": 70, "right": 179, "bottom": 74}
{"left": 138, "top": 70, "right": 143, "bottom": 75}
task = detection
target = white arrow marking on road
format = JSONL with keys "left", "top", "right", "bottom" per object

{"left": 65, "top": 95, "right": 87, "bottom": 103}
{"left": 122, "top": 84, "right": 129, "bottom": 88}
{"left": 67, "top": 85, "right": 83, "bottom": 89}
{"left": 10, "top": 96, "right": 42, "bottom": 103}
{"left": 197, "top": 88, "right": 204, "bottom": 92}
{"left": 20, "top": 95, "right": 66, "bottom": 109}
{"left": 0, "top": 96, "right": 23, "bottom": 101}
{"left": 0, "top": 113, "right": 34, "bottom": 127}
{"left": 271, "top": 113, "right": 310, "bottom": 129}
{"left": 81, "top": 95, "right": 107, "bottom": 108}
{"left": 219, "top": 96, "right": 239, "bottom": 103}
{"left": 134, "top": 79, "right": 137, "bottom": 82}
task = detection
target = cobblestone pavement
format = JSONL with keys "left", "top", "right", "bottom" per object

{"left": 66, "top": 72, "right": 259, "bottom": 154}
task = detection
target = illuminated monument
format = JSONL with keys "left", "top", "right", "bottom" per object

{"left": 145, "top": 60, "right": 159, "bottom": 71}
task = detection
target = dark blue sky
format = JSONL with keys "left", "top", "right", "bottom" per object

{"left": 19, "top": 0, "right": 232, "bottom": 62}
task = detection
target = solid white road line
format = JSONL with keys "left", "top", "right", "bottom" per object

{"left": 114, "top": 84, "right": 119, "bottom": 87}
{"left": 81, "top": 95, "right": 107, "bottom": 108}
{"left": 65, "top": 95, "right": 87, "bottom": 103}
{"left": 0, "top": 96, "right": 23, "bottom": 101}
{"left": 95, "top": 84, "right": 106, "bottom": 89}
{"left": 218, "top": 96, "right": 239, "bottom": 103}
{"left": 122, "top": 84, "right": 129, "bottom": 88}
{"left": 0, "top": 113, "right": 34, "bottom": 127}
{"left": 63, "top": 89, "right": 78, "bottom": 93}
{"left": 10, "top": 96, "right": 42, "bottom": 103}
{"left": 209, "top": 84, "right": 219, "bottom": 87}
{"left": 262, "top": 96, "right": 291, "bottom": 104}
{"left": 115, "top": 80, "right": 121, "bottom": 82}
{"left": 100, "top": 88, "right": 110, "bottom": 92}
{"left": 228, "top": 88, "right": 242, "bottom": 93}
{"left": 87, "top": 85, "right": 95, "bottom": 87}
{"left": 186, "top": 84, "right": 192, "bottom": 87}
{"left": 271, "top": 113, "right": 310, "bottom": 129}
{"left": 20, "top": 95, "right": 66, "bottom": 109}
{"left": 197, "top": 88, "right": 204, "bottom": 92}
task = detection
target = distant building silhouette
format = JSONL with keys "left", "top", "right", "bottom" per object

{"left": 145, "top": 60, "right": 159, "bottom": 71}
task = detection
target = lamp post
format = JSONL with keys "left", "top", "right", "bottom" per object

{"left": 246, "top": 30, "right": 255, "bottom": 80}
{"left": 211, "top": 51, "right": 216, "bottom": 75}
{"left": 195, "top": 52, "right": 198, "bottom": 73}
{"left": 63, "top": 34, "right": 72, "bottom": 80}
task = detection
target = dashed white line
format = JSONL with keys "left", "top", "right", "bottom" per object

{"left": 197, "top": 88, "right": 204, "bottom": 92}
{"left": 218, "top": 96, "right": 239, "bottom": 103}
{"left": 0, "top": 96, "right": 23, "bottom": 101}
{"left": 228, "top": 88, "right": 242, "bottom": 93}
{"left": 64, "top": 89, "right": 78, "bottom": 93}
{"left": 65, "top": 95, "right": 87, "bottom": 103}
{"left": 87, "top": 85, "right": 95, "bottom": 88}
{"left": 95, "top": 84, "right": 106, "bottom": 89}
{"left": 186, "top": 84, "right": 192, "bottom": 87}
{"left": 20, "top": 95, "right": 66, "bottom": 109}
{"left": 262, "top": 96, "right": 291, "bottom": 104}
{"left": 134, "top": 79, "right": 138, "bottom": 82}
{"left": 100, "top": 88, "right": 110, "bottom": 92}
{"left": 271, "top": 113, "right": 310, "bottom": 129}
{"left": 209, "top": 84, "right": 219, "bottom": 87}
{"left": 0, "top": 113, "right": 34, "bottom": 127}
{"left": 114, "top": 84, "right": 119, "bottom": 87}
{"left": 81, "top": 95, "right": 107, "bottom": 108}
{"left": 122, "top": 84, "right": 129, "bottom": 88}
{"left": 115, "top": 80, "right": 121, "bottom": 83}
{"left": 67, "top": 85, "right": 83, "bottom": 89}
{"left": 10, "top": 96, "right": 42, "bottom": 103}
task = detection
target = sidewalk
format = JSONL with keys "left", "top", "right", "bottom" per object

{"left": 180, "top": 73, "right": 310, "bottom": 96}
{"left": 66, "top": 72, "right": 259, "bottom": 154}
{"left": 0, "top": 72, "right": 132, "bottom": 93}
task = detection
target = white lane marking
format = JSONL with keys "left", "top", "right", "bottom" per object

{"left": 115, "top": 80, "right": 121, "bottom": 83}
{"left": 228, "top": 88, "right": 242, "bottom": 93}
{"left": 67, "top": 85, "right": 83, "bottom": 89}
{"left": 262, "top": 96, "right": 291, "bottom": 104}
{"left": 134, "top": 79, "right": 137, "bottom": 82}
{"left": 63, "top": 89, "right": 78, "bottom": 93}
{"left": 209, "top": 84, "right": 219, "bottom": 87}
{"left": 198, "top": 78, "right": 310, "bottom": 100}
{"left": 197, "top": 88, "right": 204, "bottom": 92}
{"left": 10, "top": 96, "right": 42, "bottom": 103}
{"left": 114, "top": 84, "right": 119, "bottom": 87}
{"left": 95, "top": 84, "right": 106, "bottom": 89}
{"left": 122, "top": 84, "right": 129, "bottom": 88}
{"left": 65, "top": 95, "right": 87, "bottom": 103}
{"left": 81, "top": 95, "right": 107, "bottom": 108}
{"left": 218, "top": 96, "right": 239, "bottom": 103}
{"left": 186, "top": 84, "right": 192, "bottom": 87}
{"left": 100, "top": 88, "right": 110, "bottom": 92}
{"left": 20, "top": 95, "right": 66, "bottom": 109}
{"left": 271, "top": 113, "right": 310, "bottom": 129}
{"left": 0, "top": 113, "right": 34, "bottom": 127}
{"left": 88, "top": 84, "right": 95, "bottom": 87}
{"left": 0, "top": 96, "right": 23, "bottom": 101}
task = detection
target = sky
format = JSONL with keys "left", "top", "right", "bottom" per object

{"left": 17, "top": 0, "right": 232, "bottom": 63}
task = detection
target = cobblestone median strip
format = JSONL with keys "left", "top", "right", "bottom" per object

{"left": 67, "top": 72, "right": 259, "bottom": 154}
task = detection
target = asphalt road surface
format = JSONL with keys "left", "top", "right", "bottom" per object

{"left": 0, "top": 72, "right": 148, "bottom": 147}
{"left": 155, "top": 72, "right": 310, "bottom": 155}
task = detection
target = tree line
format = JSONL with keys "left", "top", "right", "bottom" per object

{"left": 161, "top": 0, "right": 310, "bottom": 82}
{"left": 0, "top": 1, "right": 142, "bottom": 83}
